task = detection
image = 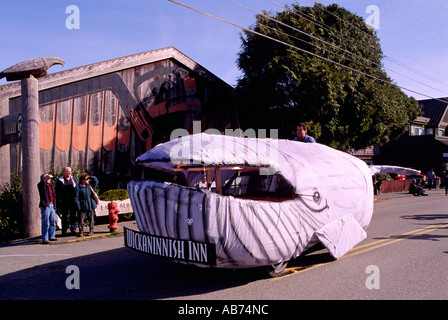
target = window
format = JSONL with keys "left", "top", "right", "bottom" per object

{"left": 410, "top": 125, "right": 425, "bottom": 136}
{"left": 223, "top": 169, "right": 295, "bottom": 201}
{"left": 158, "top": 164, "right": 297, "bottom": 201}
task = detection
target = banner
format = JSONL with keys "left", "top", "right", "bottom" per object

{"left": 95, "top": 199, "right": 133, "bottom": 217}
{"left": 124, "top": 227, "right": 216, "bottom": 266}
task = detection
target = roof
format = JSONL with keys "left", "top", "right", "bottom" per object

{"left": 0, "top": 46, "right": 230, "bottom": 100}
{"left": 418, "top": 98, "right": 448, "bottom": 127}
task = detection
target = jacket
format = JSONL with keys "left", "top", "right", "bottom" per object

{"left": 37, "top": 176, "right": 57, "bottom": 209}
{"left": 74, "top": 176, "right": 98, "bottom": 212}
{"left": 55, "top": 176, "right": 78, "bottom": 209}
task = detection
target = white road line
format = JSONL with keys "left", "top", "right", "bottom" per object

{"left": 0, "top": 254, "right": 71, "bottom": 257}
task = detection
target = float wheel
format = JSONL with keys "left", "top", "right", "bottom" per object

{"left": 267, "top": 261, "right": 288, "bottom": 277}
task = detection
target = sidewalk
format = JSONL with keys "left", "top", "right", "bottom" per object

{"left": 0, "top": 219, "right": 138, "bottom": 247}
{"left": 51, "top": 219, "right": 138, "bottom": 244}
{"left": 374, "top": 188, "right": 445, "bottom": 201}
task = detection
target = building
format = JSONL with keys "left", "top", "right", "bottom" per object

{"left": 0, "top": 47, "right": 237, "bottom": 187}
{"left": 374, "top": 97, "right": 448, "bottom": 174}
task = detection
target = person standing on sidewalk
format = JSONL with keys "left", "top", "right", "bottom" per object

{"left": 37, "top": 174, "right": 58, "bottom": 244}
{"left": 74, "top": 173, "right": 99, "bottom": 237}
{"left": 427, "top": 168, "right": 436, "bottom": 190}
{"left": 55, "top": 167, "right": 78, "bottom": 236}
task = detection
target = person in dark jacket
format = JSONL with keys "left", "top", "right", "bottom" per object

{"left": 37, "top": 173, "right": 58, "bottom": 244}
{"left": 74, "top": 172, "right": 98, "bottom": 236}
{"left": 55, "top": 167, "right": 78, "bottom": 236}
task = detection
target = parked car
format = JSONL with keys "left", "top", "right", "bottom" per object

{"left": 388, "top": 173, "right": 407, "bottom": 181}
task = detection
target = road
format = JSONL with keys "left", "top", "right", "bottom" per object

{"left": 0, "top": 190, "right": 447, "bottom": 301}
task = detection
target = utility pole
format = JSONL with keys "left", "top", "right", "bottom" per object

{"left": 0, "top": 57, "right": 64, "bottom": 238}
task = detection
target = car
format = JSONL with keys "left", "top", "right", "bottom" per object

{"left": 125, "top": 133, "right": 374, "bottom": 276}
{"left": 387, "top": 173, "right": 407, "bottom": 181}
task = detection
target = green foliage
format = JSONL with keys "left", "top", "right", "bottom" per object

{"left": 99, "top": 189, "right": 129, "bottom": 201}
{"left": 375, "top": 172, "right": 392, "bottom": 181}
{"left": 47, "top": 163, "right": 85, "bottom": 184}
{"left": 0, "top": 171, "right": 23, "bottom": 242}
{"left": 236, "top": 3, "right": 420, "bottom": 151}
{"left": 0, "top": 163, "right": 92, "bottom": 242}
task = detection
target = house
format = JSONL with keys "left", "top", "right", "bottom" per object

{"left": 374, "top": 97, "right": 448, "bottom": 175}
{"left": 0, "top": 47, "right": 237, "bottom": 187}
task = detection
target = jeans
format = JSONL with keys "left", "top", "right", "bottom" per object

{"left": 79, "top": 211, "right": 94, "bottom": 233}
{"left": 41, "top": 204, "right": 56, "bottom": 241}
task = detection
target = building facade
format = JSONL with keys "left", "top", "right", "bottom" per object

{"left": 374, "top": 97, "right": 448, "bottom": 174}
{"left": 0, "top": 47, "right": 237, "bottom": 188}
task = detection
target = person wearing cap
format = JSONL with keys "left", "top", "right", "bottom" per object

{"left": 293, "top": 122, "right": 316, "bottom": 143}
{"left": 37, "top": 173, "right": 58, "bottom": 244}
{"left": 74, "top": 172, "right": 99, "bottom": 236}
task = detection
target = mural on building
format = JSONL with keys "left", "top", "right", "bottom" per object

{"left": 2, "top": 54, "right": 236, "bottom": 187}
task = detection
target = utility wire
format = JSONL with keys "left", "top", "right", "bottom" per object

{"left": 229, "top": 0, "right": 382, "bottom": 71}
{"left": 229, "top": 0, "right": 448, "bottom": 97}
{"left": 269, "top": 0, "right": 448, "bottom": 93}
{"left": 168, "top": 0, "right": 448, "bottom": 103}
{"left": 169, "top": 0, "right": 387, "bottom": 81}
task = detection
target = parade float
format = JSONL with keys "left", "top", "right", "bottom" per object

{"left": 125, "top": 133, "right": 374, "bottom": 276}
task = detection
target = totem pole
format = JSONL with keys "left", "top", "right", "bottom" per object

{"left": 0, "top": 57, "right": 64, "bottom": 237}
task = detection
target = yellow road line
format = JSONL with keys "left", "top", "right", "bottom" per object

{"left": 350, "top": 220, "right": 448, "bottom": 251}
{"left": 272, "top": 220, "right": 448, "bottom": 280}
{"left": 343, "top": 220, "right": 448, "bottom": 259}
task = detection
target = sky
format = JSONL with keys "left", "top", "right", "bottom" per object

{"left": 0, "top": 0, "right": 447, "bottom": 101}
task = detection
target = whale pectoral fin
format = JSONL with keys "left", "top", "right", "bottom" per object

{"left": 315, "top": 214, "right": 366, "bottom": 259}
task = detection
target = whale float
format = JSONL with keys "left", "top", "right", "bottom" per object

{"left": 126, "top": 133, "right": 374, "bottom": 276}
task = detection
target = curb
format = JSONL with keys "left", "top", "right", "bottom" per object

{"left": 64, "top": 230, "right": 124, "bottom": 244}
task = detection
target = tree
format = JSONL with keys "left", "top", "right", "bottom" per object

{"left": 236, "top": 3, "right": 420, "bottom": 150}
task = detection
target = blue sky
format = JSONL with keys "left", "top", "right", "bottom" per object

{"left": 1, "top": 0, "right": 447, "bottom": 101}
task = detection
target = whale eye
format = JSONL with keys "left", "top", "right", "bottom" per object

{"left": 313, "top": 190, "right": 321, "bottom": 204}
{"left": 297, "top": 188, "right": 329, "bottom": 213}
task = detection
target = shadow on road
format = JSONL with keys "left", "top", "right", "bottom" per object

{"left": 0, "top": 245, "right": 274, "bottom": 300}
{"left": 0, "top": 240, "right": 340, "bottom": 300}
{"left": 400, "top": 214, "right": 448, "bottom": 221}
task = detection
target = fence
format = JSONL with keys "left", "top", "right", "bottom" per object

{"left": 379, "top": 180, "right": 412, "bottom": 193}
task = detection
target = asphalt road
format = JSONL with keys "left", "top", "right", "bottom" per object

{"left": 1, "top": 190, "right": 447, "bottom": 301}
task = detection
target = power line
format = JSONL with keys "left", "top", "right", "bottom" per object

{"left": 269, "top": 0, "right": 448, "bottom": 94}
{"left": 229, "top": 0, "right": 383, "bottom": 71}
{"left": 169, "top": 1, "right": 388, "bottom": 81}
{"left": 168, "top": 0, "right": 448, "bottom": 103}
{"left": 229, "top": 0, "right": 448, "bottom": 97}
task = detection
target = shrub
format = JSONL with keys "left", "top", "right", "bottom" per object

{"left": 375, "top": 172, "right": 392, "bottom": 181}
{"left": 99, "top": 189, "right": 129, "bottom": 201}
{"left": 0, "top": 171, "right": 23, "bottom": 242}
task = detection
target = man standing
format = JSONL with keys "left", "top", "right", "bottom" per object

{"left": 37, "top": 174, "right": 57, "bottom": 244}
{"left": 294, "top": 122, "right": 316, "bottom": 143}
{"left": 426, "top": 168, "right": 436, "bottom": 190}
{"left": 56, "top": 167, "right": 78, "bottom": 236}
